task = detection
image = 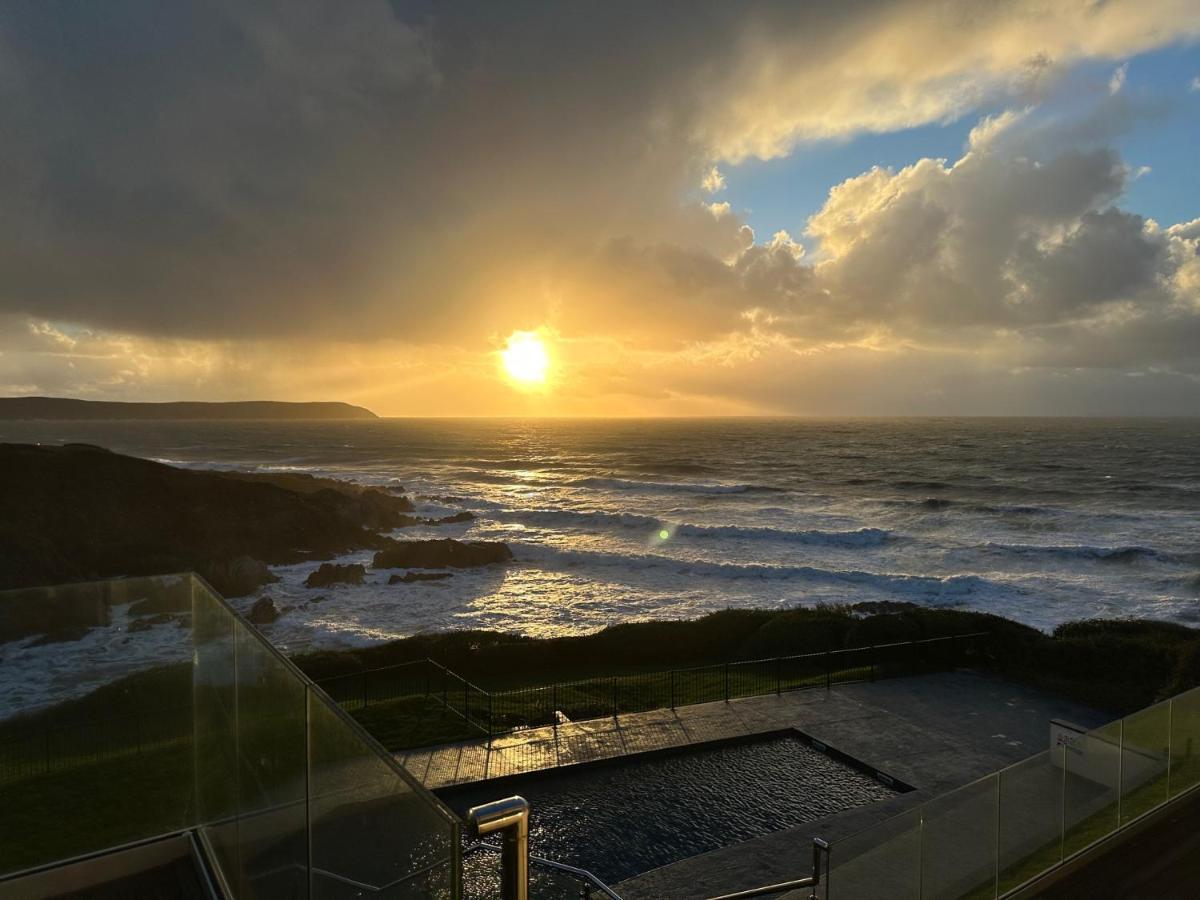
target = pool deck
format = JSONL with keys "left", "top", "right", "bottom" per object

{"left": 396, "top": 670, "right": 1108, "bottom": 899}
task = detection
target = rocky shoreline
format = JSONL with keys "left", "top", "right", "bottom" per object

{"left": 0, "top": 443, "right": 513, "bottom": 643}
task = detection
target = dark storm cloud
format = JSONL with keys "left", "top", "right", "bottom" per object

{"left": 0, "top": 0, "right": 1197, "bottom": 381}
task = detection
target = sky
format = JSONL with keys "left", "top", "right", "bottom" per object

{"left": 1, "top": 0, "right": 1199, "bottom": 417}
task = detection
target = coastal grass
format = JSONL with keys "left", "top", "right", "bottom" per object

{"left": 291, "top": 604, "right": 1200, "bottom": 721}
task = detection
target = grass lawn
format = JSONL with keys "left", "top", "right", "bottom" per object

{"left": 0, "top": 743, "right": 194, "bottom": 876}
{"left": 347, "top": 659, "right": 877, "bottom": 751}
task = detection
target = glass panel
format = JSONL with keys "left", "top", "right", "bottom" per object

{"left": 1168, "top": 686, "right": 1200, "bottom": 797}
{"left": 1120, "top": 699, "right": 1170, "bottom": 825}
{"left": 997, "top": 748, "right": 1064, "bottom": 895}
{"left": 308, "top": 689, "right": 458, "bottom": 899}
{"left": 193, "top": 576, "right": 242, "bottom": 884}
{"left": 1062, "top": 719, "right": 1121, "bottom": 858}
{"left": 0, "top": 575, "right": 196, "bottom": 876}
{"left": 231, "top": 618, "right": 309, "bottom": 897}
{"left": 919, "top": 775, "right": 998, "bottom": 900}
{"left": 826, "top": 808, "right": 920, "bottom": 900}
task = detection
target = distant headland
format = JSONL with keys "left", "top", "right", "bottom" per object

{"left": 0, "top": 396, "right": 377, "bottom": 421}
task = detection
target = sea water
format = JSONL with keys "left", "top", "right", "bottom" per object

{"left": 2, "top": 418, "right": 1198, "bottom": 715}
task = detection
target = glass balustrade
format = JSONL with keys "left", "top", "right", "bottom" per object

{"left": 823, "top": 684, "right": 1200, "bottom": 899}
{"left": 1, "top": 574, "right": 462, "bottom": 898}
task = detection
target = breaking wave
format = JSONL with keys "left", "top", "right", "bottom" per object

{"left": 497, "top": 508, "right": 891, "bottom": 547}
{"left": 980, "top": 543, "right": 1169, "bottom": 564}
{"left": 513, "top": 543, "right": 994, "bottom": 599}
{"left": 568, "top": 476, "right": 784, "bottom": 495}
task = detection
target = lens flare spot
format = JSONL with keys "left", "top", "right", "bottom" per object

{"left": 658, "top": 528, "right": 670, "bottom": 540}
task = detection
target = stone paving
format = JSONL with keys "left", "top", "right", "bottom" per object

{"left": 398, "top": 685, "right": 854, "bottom": 791}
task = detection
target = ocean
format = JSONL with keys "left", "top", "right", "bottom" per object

{"left": 2, "top": 417, "right": 1198, "bottom": 715}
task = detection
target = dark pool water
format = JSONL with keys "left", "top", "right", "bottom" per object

{"left": 439, "top": 734, "right": 897, "bottom": 884}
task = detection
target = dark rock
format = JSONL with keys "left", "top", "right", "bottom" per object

{"left": 27, "top": 624, "right": 93, "bottom": 646}
{"left": 198, "top": 556, "right": 279, "bottom": 598}
{"left": 0, "top": 580, "right": 109, "bottom": 644}
{"left": 246, "top": 597, "right": 280, "bottom": 625}
{"left": 431, "top": 511, "right": 475, "bottom": 525}
{"left": 128, "top": 591, "right": 188, "bottom": 617}
{"left": 127, "top": 613, "right": 175, "bottom": 633}
{"left": 308, "top": 594, "right": 329, "bottom": 604}
{"left": 388, "top": 572, "right": 454, "bottom": 584}
{"left": 0, "top": 398, "right": 377, "bottom": 421}
{"left": 305, "top": 563, "right": 366, "bottom": 588}
{"left": 0, "top": 443, "right": 411, "bottom": 597}
{"left": 373, "top": 539, "right": 512, "bottom": 570}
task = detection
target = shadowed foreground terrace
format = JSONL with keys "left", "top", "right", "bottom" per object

{"left": 6, "top": 575, "right": 1200, "bottom": 900}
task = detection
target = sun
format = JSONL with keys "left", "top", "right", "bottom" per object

{"left": 501, "top": 330, "right": 550, "bottom": 386}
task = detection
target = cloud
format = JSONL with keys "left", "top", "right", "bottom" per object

{"left": 1109, "top": 62, "right": 1129, "bottom": 95}
{"left": 1190, "top": 76, "right": 1200, "bottom": 92}
{"left": 0, "top": 1, "right": 1198, "bottom": 413}
{"left": 1, "top": 0, "right": 1198, "bottom": 344}
{"left": 701, "top": 166, "right": 727, "bottom": 193}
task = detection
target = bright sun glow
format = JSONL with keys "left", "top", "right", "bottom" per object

{"left": 501, "top": 331, "right": 550, "bottom": 386}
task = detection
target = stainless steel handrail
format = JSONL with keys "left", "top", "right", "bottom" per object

{"left": 468, "top": 797, "right": 530, "bottom": 900}
{"left": 704, "top": 877, "right": 815, "bottom": 900}
{"left": 703, "top": 838, "right": 826, "bottom": 900}
{"left": 466, "top": 842, "right": 624, "bottom": 900}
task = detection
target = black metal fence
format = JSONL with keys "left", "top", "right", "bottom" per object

{"left": 0, "top": 705, "right": 192, "bottom": 785}
{"left": 318, "top": 632, "right": 989, "bottom": 743}
{"left": 0, "top": 632, "right": 987, "bottom": 783}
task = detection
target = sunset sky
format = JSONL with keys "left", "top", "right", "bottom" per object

{"left": 2, "top": 1, "right": 1199, "bottom": 416}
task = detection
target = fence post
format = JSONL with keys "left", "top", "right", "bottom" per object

{"left": 44, "top": 729, "right": 51, "bottom": 774}
{"left": 552, "top": 682, "right": 558, "bottom": 729}
{"left": 825, "top": 650, "right": 832, "bottom": 690}
{"left": 611, "top": 676, "right": 618, "bottom": 719}
{"left": 488, "top": 692, "right": 494, "bottom": 746}
{"left": 869, "top": 646, "right": 876, "bottom": 682}
{"left": 670, "top": 670, "right": 676, "bottom": 710}
{"left": 724, "top": 663, "right": 730, "bottom": 702}
{"left": 775, "top": 658, "right": 781, "bottom": 696}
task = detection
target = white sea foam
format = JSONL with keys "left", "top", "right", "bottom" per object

{"left": 494, "top": 508, "right": 890, "bottom": 547}
{"left": 568, "top": 476, "right": 781, "bottom": 495}
{"left": 510, "top": 542, "right": 993, "bottom": 598}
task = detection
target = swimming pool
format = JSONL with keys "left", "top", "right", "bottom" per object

{"left": 439, "top": 731, "right": 901, "bottom": 884}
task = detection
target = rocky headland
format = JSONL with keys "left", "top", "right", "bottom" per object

{"left": 0, "top": 443, "right": 512, "bottom": 642}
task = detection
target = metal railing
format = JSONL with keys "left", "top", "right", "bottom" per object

{"left": 318, "top": 632, "right": 989, "bottom": 747}
{"left": 704, "top": 839, "right": 828, "bottom": 899}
